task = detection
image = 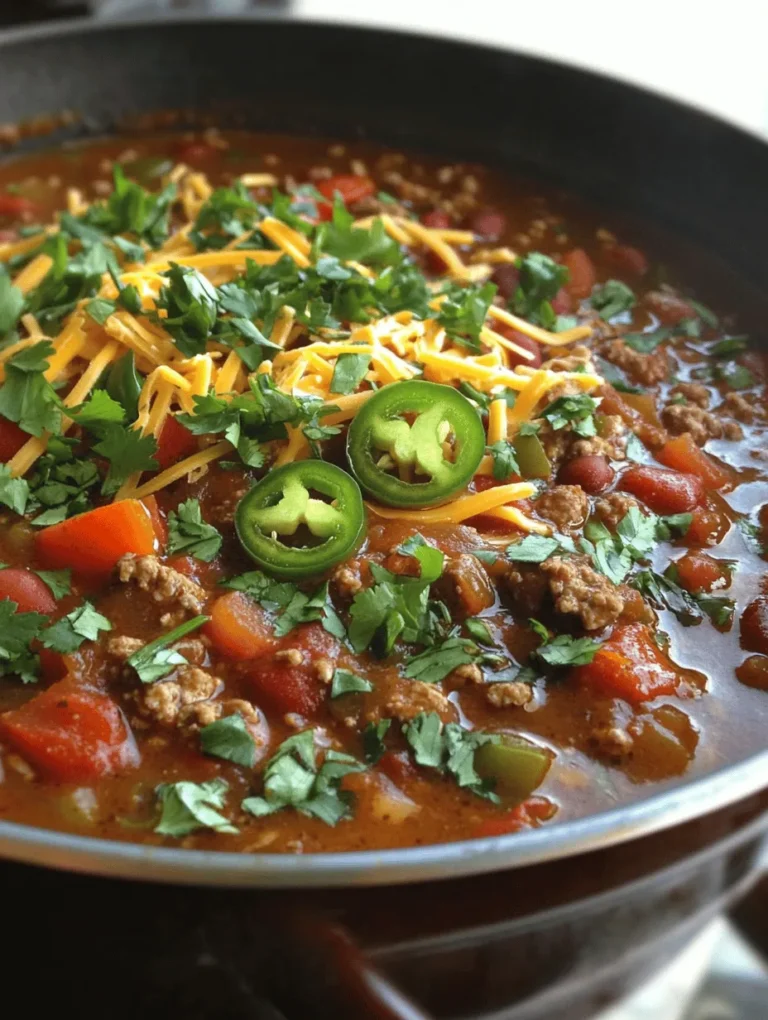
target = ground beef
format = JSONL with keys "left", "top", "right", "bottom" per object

{"left": 721, "top": 391, "right": 759, "bottom": 423}
{"left": 350, "top": 194, "right": 408, "bottom": 218}
{"left": 486, "top": 681, "right": 533, "bottom": 708}
{"left": 541, "top": 555, "right": 625, "bottom": 630}
{"left": 593, "top": 492, "right": 639, "bottom": 530}
{"left": 142, "top": 666, "right": 222, "bottom": 725}
{"left": 445, "top": 663, "right": 483, "bottom": 689}
{"left": 534, "top": 485, "right": 588, "bottom": 533}
{"left": 383, "top": 681, "right": 456, "bottom": 724}
{"left": 504, "top": 565, "right": 548, "bottom": 614}
{"left": 107, "top": 635, "right": 144, "bottom": 659}
{"left": 590, "top": 725, "right": 634, "bottom": 759}
{"left": 117, "top": 554, "right": 206, "bottom": 614}
{"left": 570, "top": 414, "right": 628, "bottom": 461}
{"left": 601, "top": 338, "right": 670, "bottom": 386}
{"left": 669, "top": 382, "right": 711, "bottom": 408}
{"left": 178, "top": 697, "right": 265, "bottom": 735}
{"left": 661, "top": 403, "right": 743, "bottom": 444}
{"left": 331, "top": 559, "right": 364, "bottom": 598}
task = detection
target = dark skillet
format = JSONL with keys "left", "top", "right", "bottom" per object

{"left": 0, "top": 16, "right": 766, "bottom": 1019}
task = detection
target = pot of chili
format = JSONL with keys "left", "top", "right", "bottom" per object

{"left": 0, "top": 14, "right": 766, "bottom": 1020}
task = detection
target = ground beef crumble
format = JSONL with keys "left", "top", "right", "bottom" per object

{"left": 534, "top": 485, "right": 588, "bottom": 533}
{"left": 661, "top": 403, "right": 743, "bottom": 444}
{"left": 593, "top": 492, "right": 640, "bottom": 530}
{"left": 669, "top": 382, "right": 711, "bottom": 408}
{"left": 541, "top": 555, "right": 625, "bottom": 630}
{"left": 601, "top": 338, "right": 670, "bottom": 386}
{"left": 486, "top": 681, "right": 533, "bottom": 708}
{"left": 117, "top": 554, "right": 206, "bottom": 615}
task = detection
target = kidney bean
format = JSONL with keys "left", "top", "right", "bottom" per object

{"left": 495, "top": 325, "right": 542, "bottom": 368}
{"left": 558, "top": 455, "right": 614, "bottom": 494}
{"left": 421, "top": 208, "right": 451, "bottom": 229}
{"left": 606, "top": 244, "right": 649, "bottom": 277}
{"left": 551, "top": 287, "right": 572, "bottom": 314}
{"left": 645, "top": 290, "right": 695, "bottom": 325}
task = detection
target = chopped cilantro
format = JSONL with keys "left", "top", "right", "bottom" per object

{"left": 92, "top": 424, "right": 159, "bottom": 495}
{"left": 591, "top": 280, "right": 636, "bottom": 320}
{"left": 41, "top": 602, "right": 111, "bottom": 654}
{"left": 33, "top": 569, "right": 71, "bottom": 601}
{"left": 362, "top": 719, "right": 391, "bottom": 764}
{"left": 0, "top": 600, "right": 49, "bottom": 684}
{"left": 155, "top": 777, "right": 237, "bottom": 836}
{"left": 487, "top": 440, "right": 520, "bottom": 481}
{"left": 0, "top": 269, "right": 24, "bottom": 336}
{"left": 127, "top": 615, "right": 209, "bottom": 684}
{"left": 329, "top": 351, "right": 371, "bottom": 395}
{"left": 330, "top": 668, "right": 374, "bottom": 698}
{"left": 622, "top": 326, "right": 674, "bottom": 353}
{"left": 0, "top": 464, "right": 29, "bottom": 516}
{"left": 403, "top": 635, "right": 478, "bottom": 684}
{"left": 511, "top": 252, "right": 568, "bottom": 328}
{"left": 437, "top": 281, "right": 496, "bottom": 351}
{"left": 465, "top": 617, "right": 493, "bottom": 644}
{"left": 0, "top": 340, "right": 62, "bottom": 438}
{"left": 200, "top": 713, "right": 258, "bottom": 768}
{"left": 540, "top": 393, "right": 598, "bottom": 437}
{"left": 624, "top": 432, "right": 646, "bottom": 463}
{"left": 530, "top": 622, "right": 600, "bottom": 667}
{"left": 167, "top": 498, "right": 222, "bottom": 562}
{"left": 402, "top": 712, "right": 499, "bottom": 801}
{"left": 504, "top": 534, "right": 561, "bottom": 563}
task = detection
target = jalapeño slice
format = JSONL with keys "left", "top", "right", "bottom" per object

{"left": 346, "top": 380, "right": 485, "bottom": 507}
{"left": 235, "top": 461, "right": 365, "bottom": 579}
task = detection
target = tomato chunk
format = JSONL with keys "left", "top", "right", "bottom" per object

{"left": 686, "top": 505, "right": 728, "bottom": 546}
{"left": 245, "top": 623, "right": 340, "bottom": 716}
{"left": 142, "top": 495, "right": 167, "bottom": 549}
{"left": 156, "top": 415, "right": 198, "bottom": 471}
{"left": 0, "top": 679, "right": 139, "bottom": 781}
{"left": 657, "top": 434, "right": 734, "bottom": 491}
{"left": 606, "top": 244, "right": 649, "bottom": 277}
{"left": 204, "top": 591, "right": 279, "bottom": 661}
{"left": 674, "top": 552, "right": 729, "bottom": 594}
{"left": 0, "top": 568, "right": 56, "bottom": 614}
{"left": 0, "top": 193, "right": 35, "bottom": 219}
{"left": 317, "top": 174, "right": 376, "bottom": 220}
{"left": 35, "top": 500, "right": 158, "bottom": 577}
{"left": 741, "top": 597, "right": 768, "bottom": 657}
{"left": 0, "top": 417, "right": 29, "bottom": 462}
{"left": 562, "top": 248, "right": 596, "bottom": 300}
{"left": 572, "top": 623, "right": 680, "bottom": 705}
{"left": 619, "top": 464, "right": 704, "bottom": 514}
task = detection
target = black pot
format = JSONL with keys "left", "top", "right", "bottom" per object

{"left": 0, "top": 16, "right": 766, "bottom": 1018}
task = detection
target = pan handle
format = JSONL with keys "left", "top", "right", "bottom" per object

{"left": 266, "top": 908, "right": 432, "bottom": 1020}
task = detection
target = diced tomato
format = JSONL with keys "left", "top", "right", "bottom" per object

{"left": 736, "top": 656, "right": 768, "bottom": 692}
{"left": 0, "top": 568, "right": 56, "bottom": 615}
{"left": 674, "top": 552, "right": 729, "bottom": 594}
{"left": 35, "top": 500, "right": 158, "bottom": 577}
{"left": 317, "top": 174, "right": 376, "bottom": 220}
{"left": 0, "top": 679, "right": 139, "bottom": 781}
{"left": 468, "top": 208, "right": 506, "bottom": 240}
{"left": 0, "top": 193, "right": 35, "bottom": 219}
{"left": 495, "top": 325, "right": 542, "bottom": 368}
{"left": 491, "top": 264, "right": 519, "bottom": 300}
{"left": 741, "top": 597, "right": 768, "bottom": 657}
{"left": 606, "top": 244, "right": 649, "bottom": 277}
{"left": 0, "top": 417, "right": 28, "bottom": 462}
{"left": 245, "top": 623, "right": 340, "bottom": 716}
{"left": 166, "top": 555, "right": 199, "bottom": 579}
{"left": 686, "top": 505, "right": 728, "bottom": 546}
{"left": 619, "top": 464, "right": 704, "bottom": 514}
{"left": 562, "top": 248, "right": 596, "bottom": 300}
{"left": 156, "top": 415, "right": 197, "bottom": 471}
{"left": 204, "top": 591, "right": 279, "bottom": 661}
{"left": 572, "top": 623, "right": 680, "bottom": 705}
{"left": 657, "top": 434, "right": 734, "bottom": 491}
{"left": 472, "top": 796, "right": 555, "bottom": 838}
{"left": 141, "top": 495, "right": 167, "bottom": 549}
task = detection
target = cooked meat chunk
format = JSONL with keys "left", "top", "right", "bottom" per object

{"left": 446, "top": 663, "right": 484, "bottom": 689}
{"left": 570, "top": 414, "right": 628, "bottom": 460}
{"left": 662, "top": 404, "right": 743, "bottom": 444}
{"left": 541, "top": 555, "right": 625, "bottom": 630}
{"left": 534, "top": 485, "right": 588, "bottom": 533}
{"left": 332, "top": 560, "right": 363, "bottom": 598}
{"left": 107, "top": 635, "right": 144, "bottom": 660}
{"left": 350, "top": 194, "right": 407, "bottom": 218}
{"left": 593, "top": 492, "right": 639, "bottom": 530}
{"left": 601, "top": 338, "right": 670, "bottom": 386}
{"left": 179, "top": 697, "right": 266, "bottom": 737}
{"left": 383, "top": 681, "right": 456, "bottom": 724}
{"left": 486, "top": 681, "right": 533, "bottom": 708}
{"left": 142, "top": 666, "right": 222, "bottom": 726}
{"left": 505, "top": 565, "right": 548, "bottom": 614}
{"left": 669, "top": 382, "right": 711, "bottom": 408}
{"left": 721, "top": 391, "right": 758, "bottom": 423}
{"left": 117, "top": 554, "right": 206, "bottom": 614}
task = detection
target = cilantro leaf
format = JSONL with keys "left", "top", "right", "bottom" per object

{"left": 330, "top": 351, "right": 371, "bottom": 395}
{"left": 271, "top": 582, "right": 346, "bottom": 641}
{"left": 540, "top": 393, "right": 598, "bottom": 437}
{"left": 402, "top": 713, "right": 500, "bottom": 800}
{"left": 200, "top": 712, "right": 258, "bottom": 768}
{"left": 68, "top": 389, "right": 126, "bottom": 428}
{"left": 221, "top": 570, "right": 297, "bottom": 612}
{"left": 127, "top": 615, "right": 209, "bottom": 684}
{"left": 710, "top": 336, "right": 748, "bottom": 358}
{"left": 511, "top": 252, "right": 568, "bottom": 328}
{"left": 155, "top": 262, "right": 219, "bottom": 356}
{"left": 437, "top": 281, "right": 496, "bottom": 351}
{"left": 92, "top": 424, "right": 158, "bottom": 494}
{"left": 167, "top": 498, "right": 222, "bottom": 562}
{"left": 242, "top": 729, "right": 366, "bottom": 826}
{"left": 330, "top": 668, "right": 374, "bottom": 698}
{"left": 41, "top": 601, "right": 112, "bottom": 654}
{"left": 75, "top": 164, "right": 176, "bottom": 249}
{"left": 362, "top": 719, "right": 391, "bottom": 764}
{"left": 315, "top": 202, "right": 401, "bottom": 267}
{"left": 0, "top": 269, "right": 24, "bottom": 336}
{"left": 631, "top": 569, "right": 702, "bottom": 625}
{"left": 155, "top": 777, "right": 237, "bottom": 836}
{"left": 622, "top": 326, "right": 674, "bottom": 353}
{"left": 85, "top": 297, "right": 117, "bottom": 325}
{"left": 625, "top": 432, "right": 646, "bottom": 463}
{"left": 504, "top": 535, "right": 561, "bottom": 563}
{"left": 190, "top": 181, "right": 261, "bottom": 251}
{"left": 465, "top": 617, "right": 493, "bottom": 644}
{"left": 33, "top": 569, "right": 71, "bottom": 601}
{"left": 737, "top": 518, "right": 766, "bottom": 556}
{"left": 403, "top": 636, "right": 477, "bottom": 684}
{"left": 104, "top": 351, "right": 142, "bottom": 421}
{"left": 591, "top": 280, "right": 636, "bottom": 320}
{"left": 0, "top": 600, "right": 49, "bottom": 684}
{"left": 534, "top": 632, "right": 600, "bottom": 667}
{"left": 487, "top": 440, "right": 520, "bottom": 481}
{"left": 714, "top": 362, "right": 755, "bottom": 391}
{"left": 0, "top": 340, "right": 62, "bottom": 438}
{"left": 0, "top": 464, "right": 29, "bottom": 515}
